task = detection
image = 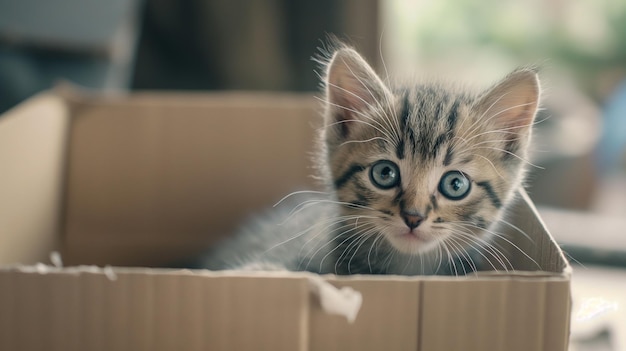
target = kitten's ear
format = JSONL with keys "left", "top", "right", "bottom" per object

{"left": 324, "top": 48, "right": 392, "bottom": 140}
{"left": 474, "top": 68, "right": 540, "bottom": 138}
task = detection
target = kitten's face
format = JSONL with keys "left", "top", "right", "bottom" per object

{"left": 322, "top": 48, "right": 540, "bottom": 256}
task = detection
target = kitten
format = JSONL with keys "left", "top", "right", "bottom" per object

{"left": 201, "top": 44, "right": 540, "bottom": 275}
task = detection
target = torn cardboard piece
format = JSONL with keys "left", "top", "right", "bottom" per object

{"left": 308, "top": 275, "right": 363, "bottom": 323}
{"left": 22, "top": 255, "right": 366, "bottom": 324}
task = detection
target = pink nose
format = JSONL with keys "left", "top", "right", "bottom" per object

{"left": 401, "top": 212, "right": 424, "bottom": 230}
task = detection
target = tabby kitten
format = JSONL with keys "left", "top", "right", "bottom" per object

{"left": 202, "top": 44, "right": 540, "bottom": 275}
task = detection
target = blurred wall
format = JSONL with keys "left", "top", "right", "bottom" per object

{"left": 0, "top": 1, "right": 380, "bottom": 113}
{"left": 131, "top": 0, "right": 381, "bottom": 92}
{"left": 0, "top": 0, "right": 141, "bottom": 113}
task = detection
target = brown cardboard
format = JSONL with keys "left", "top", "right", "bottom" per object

{"left": 0, "top": 90, "right": 571, "bottom": 351}
{"left": 61, "top": 91, "right": 320, "bottom": 267}
{"left": 0, "top": 94, "right": 67, "bottom": 264}
{"left": 0, "top": 268, "right": 311, "bottom": 351}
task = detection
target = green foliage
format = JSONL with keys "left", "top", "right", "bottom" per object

{"left": 390, "top": 0, "right": 626, "bottom": 100}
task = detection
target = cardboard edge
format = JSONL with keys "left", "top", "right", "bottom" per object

{"left": 0, "top": 91, "right": 70, "bottom": 264}
{"left": 51, "top": 82, "right": 322, "bottom": 111}
{"left": 517, "top": 188, "right": 573, "bottom": 276}
{"left": 0, "top": 265, "right": 312, "bottom": 351}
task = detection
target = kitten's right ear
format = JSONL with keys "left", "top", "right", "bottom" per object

{"left": 473, "top": 68, "right": 541, "bottom": 139}
{"left": 324, "top": 48, "right": 392, "bottom": 140}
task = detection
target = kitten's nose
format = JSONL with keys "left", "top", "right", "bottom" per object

{"left": 401, "top": 211, "right": 424, "bottom": 230}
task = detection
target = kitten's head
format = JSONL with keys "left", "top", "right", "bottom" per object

{"left": 320, "top": 46, "right": 540, "bottom": 256}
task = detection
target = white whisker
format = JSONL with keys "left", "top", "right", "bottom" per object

{"left": 315, "top": 95, "right": 399, "bottom": 144}
{"left": 295, "top": 215, "right": 377, "bottom": 260}
{"left": 473, "top": 154, "right": 506, "bottom": 180}
{"left": 340, "top": 56, "right": 401, "bottom": 144}
{"left": 454, "top": 221, "right": 540, "bottom": 270}
{"left": 498, "top": 218, "right": 535, "bottom": 243}
{"left": 345, "top": 228, "right": 380, "bottom": 274}
{"left": 266, "top": 214, "right": 368, "bottom": 258}
{"left": 340, "top": 136, "right": 390, "bottom": 147}
{"left": 280, "top": 198, "right": 377, "bottom": 225}
{"left": 273, "top": 190, "right": 330, "bottom": 208}
{"left": 320, "top": 80, "right": 399, "bottom": 148}
{"left": 447, "top": 229, "right": 510, "bottom": 272}
{"left": 367, "top": 233, "right": 385, "bottom": 273}
{"left": 456, "top": 92, "right": 509, "bottom": 144}
{"left": 472, "top": 146, "right": 543, "bottom": 169}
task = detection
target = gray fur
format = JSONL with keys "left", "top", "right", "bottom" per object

{"left": 201, "top": 44, "right": 540, "bottom": 276}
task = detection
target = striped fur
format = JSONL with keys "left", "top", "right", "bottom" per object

{"left": 201, "top": 44, "right": 540, "bottom": 276}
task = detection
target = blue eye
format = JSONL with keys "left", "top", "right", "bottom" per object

{"left": 369, "top": 160, "right": 400, "bottom": 189}
{"left": 439, "top": 171, "right": 471, "bottom": 200}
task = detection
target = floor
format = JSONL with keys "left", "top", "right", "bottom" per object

{"left": 540, "top": 173, "right": 626, "bottom": 351}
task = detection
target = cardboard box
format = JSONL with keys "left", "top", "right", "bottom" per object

{"left": 0, "top": 89, "right": 571, "bottom": 351}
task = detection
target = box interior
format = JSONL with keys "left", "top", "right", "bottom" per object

{"left": 0, "top": 90, "right": 571, "bottom": 351}
{"left": 0, "top": 89, "right": 567, "bottom": 274}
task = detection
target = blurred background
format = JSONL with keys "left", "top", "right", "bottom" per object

{"left": 1, "top": 0, "right": 624, "bottom": 212}
{"left": 0, "top": 1, "right": 624, "bottom": 349}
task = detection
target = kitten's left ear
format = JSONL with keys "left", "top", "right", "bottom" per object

{"left": 473, "top": 68, "right": 541, "bottom": 137}
{"left": 324, "top": 48, "right": 393, "bottom": 140}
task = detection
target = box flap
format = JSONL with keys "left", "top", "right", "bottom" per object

{"left": 309, "top": 276, "right": 420, "bottom": 351}
{"left": 419, "top": 277, "right": 570, "bottom": 351}
{"left": 491, "top": 189, "right": 571, "bottom": 274}
{"left": 0, "top": 93, "right": 69, "bottom": 264}
{"left": 0, "top": 267, "right": 311, "bottom": 351}
{"left": 0, "top": 265, "right": 571, "bottom": 351}
{"left": 61, "top": 92, "right": 320, "bottom": 266}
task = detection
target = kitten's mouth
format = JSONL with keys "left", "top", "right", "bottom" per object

{"left": 398, "top": 230, "right": 428, "bottom": 242}
{"left": 385, "top": 229, "right": 437, "bottom": 254}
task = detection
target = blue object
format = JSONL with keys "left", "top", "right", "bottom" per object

{"left": 596, "top": 79, "right": 626, "bottom": 173}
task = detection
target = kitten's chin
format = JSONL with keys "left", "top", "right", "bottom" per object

{"left": 385, "top": 230, "right": 440, "bottom": 255}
